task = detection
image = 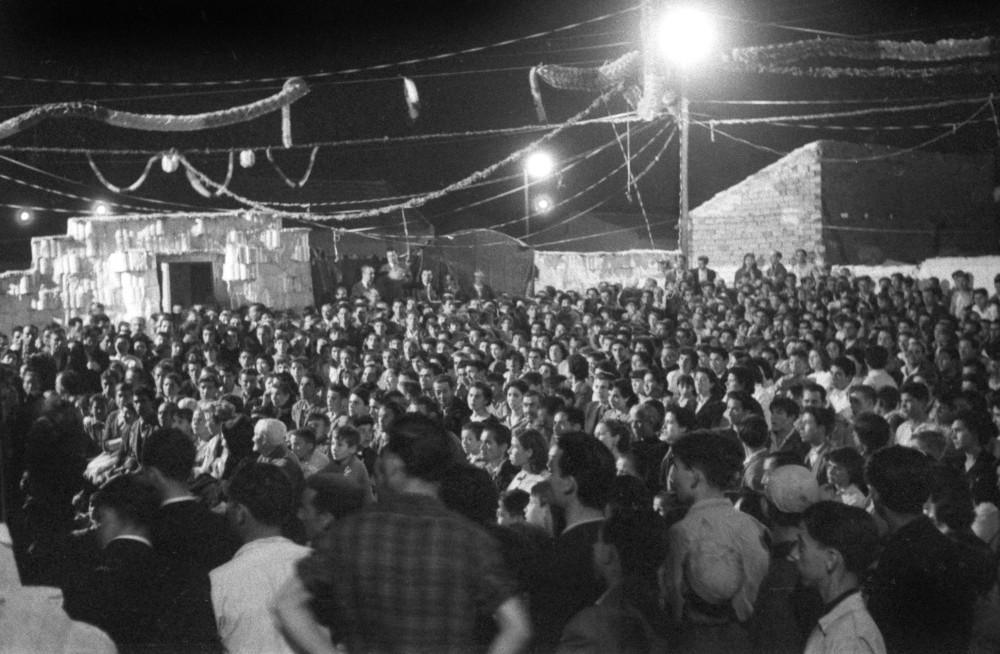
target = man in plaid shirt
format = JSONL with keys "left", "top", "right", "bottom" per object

{"left": 276, "top": 413, "right": 532, "bottom": 654}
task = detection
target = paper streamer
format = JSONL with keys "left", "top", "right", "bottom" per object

{"left": 0, "top": 77, "right": 309, "bottom": 142}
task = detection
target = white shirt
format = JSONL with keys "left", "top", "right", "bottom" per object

{"left": 660, "top": 497, "right": 769, "bottom": 623}
{"left": 862, "top": 370, "right": 897, "bottom": 391}
{"left": 210, "top": 536, "right": 311, "bottom": 654}
{"left": 828, "top": 387, "right": 852, "bottom": 419}
{"left": 804, "top": 591, "right": 886, "bottom": 654}
{"left": 301, "top": 449, "right": 331, "bottom": 478}
{"left": 507, "top": 469, "right": 549, "bottom": 494}
{"left": 894, "top": 419, "right": 936, "bottom": 449}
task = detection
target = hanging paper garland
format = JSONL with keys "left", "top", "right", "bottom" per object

{"left": 185, "top": 151, "right": 235, "bottom": 197}
{"left": 87, "top": 152, "right": 158, "bottom": 193}
{"left": 728, "top": 37, "right": 996, "bottom": 67}
{"left": 0, "top": 77, "right": 309, "bottom": 142}
{"left": 177, "top": 84, "right": 621, "bottom": 221}
{"left": 529, "top": 66, "right": 549, "bottom": 123}
{"left": 265, "top": 146, "right": 319, "bottom": 188}
{"left": 724, "top": 60, "right": 1000, "bottom": 79}
{"left": 533, "top": 51, "right": 640, "bottom": 92}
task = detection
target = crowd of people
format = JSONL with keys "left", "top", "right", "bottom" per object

{"left": 2, "top": 246, "right": 1000, "bottom": 654}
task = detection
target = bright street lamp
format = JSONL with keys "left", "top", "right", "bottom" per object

{"left": 656, "top": 7, "right": 716, "bottom": 68}
{"left": 93, "top": 201, "right": 110, "bottom": 216}
{"left": 523, "top": 151, "right": 555, "bottom": 238}
{"left": 16, "top": 209, "right": 33, "bottom": 225}
{"left": 525, "top": 151, "right": 555, "bottom": 180}
{"left": 657, "top": 6, "right": 715, "bottom": 258}
{"left": 533, "top": 195, "right": 553, "bottom": 214}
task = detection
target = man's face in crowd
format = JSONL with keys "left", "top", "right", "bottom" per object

{"left": 899, "top": 392, "right": 926, "bottom": 421}
{"left": 629, "top": 405, "right": 656, "bottom": 441}
{"left": 592, "top": 377, "right": 610, "bottom": 404}
{"left": 433, "top": 380, "right": 454, "bottom": 410}
{"left": 522, "top": 394, "right": 540, "bottom": 421}
{"left": 480, "top": 431, "right": 507, "bottom": 465}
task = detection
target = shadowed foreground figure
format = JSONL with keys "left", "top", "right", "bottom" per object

{"left": 275, "top": 414, "right": 532, "bottom": 653}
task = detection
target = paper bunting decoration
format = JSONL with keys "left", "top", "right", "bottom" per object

{"left": 282, "top": 104, "right": 293, "bottom": 148}
{"left": 161, "top": 151, "right": 179, "bottom": 173}
{"left": 239, "top": 149, "right": 256, "bottom": 168}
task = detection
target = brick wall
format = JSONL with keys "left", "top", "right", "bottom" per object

{"left": 689, "top": 142, "right": 824, "bottom": 268}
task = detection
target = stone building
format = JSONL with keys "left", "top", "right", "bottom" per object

{"left": 0, "top": 211, "right": 313, "bottom": 331}
{"left": 688, "top": 140, "right": 997, "bottom": 267}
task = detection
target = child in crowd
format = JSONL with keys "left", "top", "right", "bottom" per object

{"left": 823, "top": 446, "right": 869, "bottom": 508}
{"left": 325, "top": 425, "right": 374, "bottom": 503}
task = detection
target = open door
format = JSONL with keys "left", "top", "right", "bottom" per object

{"left": 159, "top": 261, "right": 215, "bottom": 311}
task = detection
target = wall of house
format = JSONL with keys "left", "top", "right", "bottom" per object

{"left": 689, "top": 142, "right": 824, "bottom": 268}
{"left": 0, "top": 211, "right": 313, "bottom": 333}
{"left": 535, "top": 249, "right": 682, "bottom": 293}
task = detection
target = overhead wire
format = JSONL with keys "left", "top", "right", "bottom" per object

{"left": 0, "top": 5, "right": 640, "bottom": 88}
{"left": 179, "top": 83, "right": 627, "bottom": 221}
{"left": 450, "top": 120, "right": 667, "bottom": 232}
{"left": 426, "top": 124, "right": 658, "bottom": 219}
{"left": 694, "top": 93, "right": 996, "bottom": 106}
{"left": 0, "top": 154, "right": 216, "bottom": 211}
{"left": 696, "top": 96, "right": 994, "bottom": 126}
{"left": 694, "top": 100, "right": 991, "bottom": 161}
{"left": 0, "top": 113, "right": 638, "bottom": 157}
{"left": 522, "top": 123, "right": 676, "bottom": 239}
{"left": 531, "top": 218, "right": 673, "bottom": 249}
{"left": 0, "top": 56, "right": 617, "bottom": 109}
{"left": 317, "top": 120, "right": 672, "bottom": 244}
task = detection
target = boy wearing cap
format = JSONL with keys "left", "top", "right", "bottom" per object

{"left": 748, "top": 465, "right": 824, "bottom": 654}
{"left": 661, "top": 430, "right": 769, "bottom": 653}
{"left": 793, "top": 502, "right": 885, "bottom": 654}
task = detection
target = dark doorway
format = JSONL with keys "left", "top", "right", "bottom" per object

{"left": 159, "top": 261, "right": 215, "bottom": 311}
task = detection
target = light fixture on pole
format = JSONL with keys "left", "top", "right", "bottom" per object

{"left": 93, "top": 201, "right": 110, "bottom": 216}
{"left": 16, "top": 209, "right": 33, "bottom": 225}
{"left": 657, "top": 6, "right": 715, "bottom": 258}
{"left": 523, "top": 151, "right": 555, "bottom": 238}
{"left": 533, "top": 194, "right": 553, "bottom": 215}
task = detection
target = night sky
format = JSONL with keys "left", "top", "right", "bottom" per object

{"left": 0, "top": 0, "right": 995, "bottom": 266}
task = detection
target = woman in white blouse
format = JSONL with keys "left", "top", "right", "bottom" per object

{"left": 506, "top": 429, "right": 550, "bottom": 493}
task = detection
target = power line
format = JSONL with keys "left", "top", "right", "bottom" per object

{"left": 0, "top": 5, "right": 640, "bottom": 89}
{"left": 0, "top": 113, "right": 637, "bottom": 157}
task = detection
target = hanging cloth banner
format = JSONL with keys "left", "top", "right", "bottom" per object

{"left": 0, "top": 77, "right": 309, "bottom": 142}
{"left": 728, "top": 37, "right": 997, "bottom": 67}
